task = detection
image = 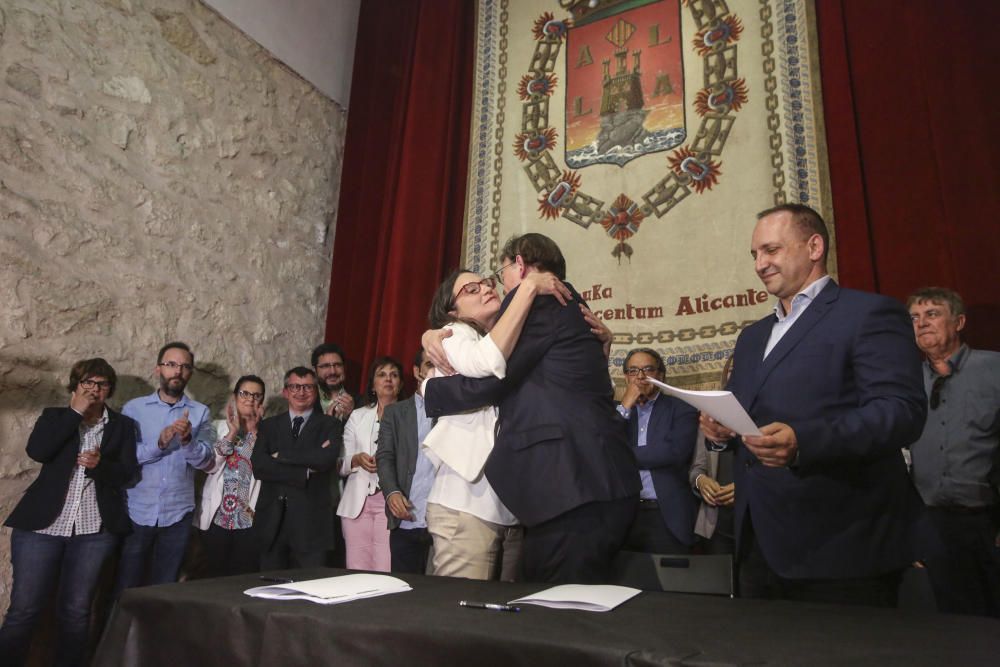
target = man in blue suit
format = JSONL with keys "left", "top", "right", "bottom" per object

{"left": 701, "top": 204, "right": 927, "bottom": 606}
{"left": 617, "top": 348, "right": 699, "bottom": 554}
{"left": 424, "top": 233, "right": 640, "bottom": 583}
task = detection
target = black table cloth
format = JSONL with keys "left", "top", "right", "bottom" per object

{"left": 93, "top": 568, "right": 999, "bottom": 666}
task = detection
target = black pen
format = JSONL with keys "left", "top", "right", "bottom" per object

{"left": 258, "top": 576, "right": 295, "bottom": 584}
{"left": 459, "top": 600, "right": 520, "bottom": 612}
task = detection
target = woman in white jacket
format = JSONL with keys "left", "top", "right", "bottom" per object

{"left": 420, "top": 268, "right": 570, "bottom": 580}
{"left": 195, "top": 375, "right": 265, "bottom": 578}
{"left": 337, "top": 357, "right": 402, "bottom": 572}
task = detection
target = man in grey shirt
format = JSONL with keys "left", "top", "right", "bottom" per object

{"left": 907, "top": 286, "right": 1000, "bottom": 617}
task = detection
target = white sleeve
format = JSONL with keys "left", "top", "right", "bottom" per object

{"left": 340, "top": 410, "right": 362, "bottom": 476}
{"left": 442, "top": 323, "right": 507, "bottom": 379}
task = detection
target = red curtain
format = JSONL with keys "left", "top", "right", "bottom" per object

{"left": 325, "top": 0, "right": 474, "bottom": 394}
{"left": 816, "top": 0, "right": 1000, "bottom": 349}
{"left": 327, "top": 0, "right": 1000, "bottom": 388}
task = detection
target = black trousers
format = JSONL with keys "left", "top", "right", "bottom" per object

{"left": 258, "top": 507, "right": 326, "bottom": 571}
{"left": 390, "top": 527, "right": 432, "bottom": 575}
{"left": 521, "top": 496, "right": 637, "bottom": 584}
{"left": 738, "top": 518, "right": 900, "bottom": 608}
{"left": 924, "top": 506, "right": 1000, "bottom": 617}
{"left": 622, "top": 500, "right": 691, "bottom": 555}
{"left": 200, "top": 524, "right": 260, "bottom": 579}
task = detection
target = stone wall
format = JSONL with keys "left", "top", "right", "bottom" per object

{"left": 0, "top": 0, "right": 347, "bottom": 612}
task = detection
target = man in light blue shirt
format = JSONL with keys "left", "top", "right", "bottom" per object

{"left": 375, "top": 349, "right": 436, "bottom": 574}
{"left": 115, "top": 342, "right": 214, "bottom": 594}
{"left": 616, "top": 348, "right": 699, "bottom": 555}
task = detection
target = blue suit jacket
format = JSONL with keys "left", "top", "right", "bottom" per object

{"left": 725, "top": 280, "right": 927, "bottom": 579}
{"left": 424, "top": 284, "right": 640, "bottom": 526}
{"left": 625, "top": 395, "right": 699, "bottom": 546}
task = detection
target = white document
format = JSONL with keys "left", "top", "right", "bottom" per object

{"left": 645, "top": 377, "right": 761, "bottom": 436}
{"left": 509, "top": 584, "right": 641, "bottom": 612}
{"left": 244, "top": 573, "right": 411, "bottom": 605}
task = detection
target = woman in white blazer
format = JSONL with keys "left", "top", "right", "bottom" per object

{"left": 195, "top": 375, "right": 265, "bottom": 577}
{"left": 336, "top": 357, "right": 402, "bottom": 572}
{"left": 420, "top": 267, "right": 570, "bottom": 580}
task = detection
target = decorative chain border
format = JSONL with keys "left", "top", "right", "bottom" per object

{"left": 609, "top": 318, "right": 755, "bottom": 345}
{"left": 759, "top": 0, "right": 785, "bottom": 204}
{"left": 489, "top": 0, "right": 511, "bottom": 262}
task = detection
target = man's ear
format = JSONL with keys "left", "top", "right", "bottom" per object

{"left": 807, "top": 234, "right": 824, "bottom": 261}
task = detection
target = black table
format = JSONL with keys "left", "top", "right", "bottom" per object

{"left": 94, "top": 568, "right": 999, "bottom": 666}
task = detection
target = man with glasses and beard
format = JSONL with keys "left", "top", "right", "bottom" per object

{"left": 907, "top": 287, "right": 1000, "bottom": 616}
{"left": 311, "top": 343, "right": 358, "bottom": 566}
{"left": 116, "top": 342, "right": 215, "bottom": 594}
{"left": 311, "top": 343, "right": 358, "bottom": 421}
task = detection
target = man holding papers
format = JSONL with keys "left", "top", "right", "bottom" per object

{"left": 700, "top": 204, "right": 926, "bottom": 606}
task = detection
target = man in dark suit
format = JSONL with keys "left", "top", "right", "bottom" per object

{"left": 424, "top": 233, "right": 640, "bottom": 583}
{"left": 375, "top": 349, "right": 436, "bottom": 574}
{"left": 701, "top": 204, "right": 927, "bottom": 606}
{"left": 252, "top": 366, "right": 343, "bottom": 570}
{"left": 617, "top": 347, "right": 699, "bottom": 554}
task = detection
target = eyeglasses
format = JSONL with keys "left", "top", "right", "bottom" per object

{"left": 492, "top": 262, "right": 515, "bottom": 282}
{"left": 623, "top": 365, "right": 659, "bottom": 377}
{"left": 237, "top": 390, "right": 264, "bottom": 401}
{"left": 284, "top": 383, "right": 316, "bottom": 394}
{"left": 929, "top": 374, "right": 950, "bottom": 410}
{"left": 159, "top": 361, "right": 193, "bottom": 372}
{"left": 450, "top": 277, "right": 496, "bottom": 309}
{"left": 80, "top": 379, "right": 112, "bottom": 390}
{"left": 458, "top": 277, "right": 496, "bottom": 296}
{"left": 316, "top": 362, "right": 344, "bottom": 371}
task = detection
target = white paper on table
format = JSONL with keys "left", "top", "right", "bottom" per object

{"left": 645, "top": 377, "right": 761, "bottom": 436}
{"left": 243, "top": 573, "right": 411, "bottom": 605}
{"left": 509, "top": 584, "right": 641, "bottom": 612}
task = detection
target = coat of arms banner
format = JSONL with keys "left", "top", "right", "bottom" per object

{"left": 463, "top": 0, "right": 834, "bottom": 388}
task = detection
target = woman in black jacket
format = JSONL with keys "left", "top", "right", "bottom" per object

{"left": 0, "top": 358, "right": 138, "bottom": 667}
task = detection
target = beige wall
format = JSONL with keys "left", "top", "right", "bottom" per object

{"left": 0, "top": 0, "right": 347, "bottom": 611}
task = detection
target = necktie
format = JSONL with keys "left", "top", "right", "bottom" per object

{"left": 291, "top": 416, "right": 304, "bottom": 440}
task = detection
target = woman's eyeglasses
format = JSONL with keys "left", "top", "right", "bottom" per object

{"left": 237, "top": 390, "right": 264, "bottom": 401}
{"left": 450, "top": 277, "right": 496, "bottom": 309}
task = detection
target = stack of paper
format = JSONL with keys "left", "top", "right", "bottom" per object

{"left": 509, "top": 584, "right": 641, "bottom": 612}
{"left": 646, "top": 377, "right": 761, "bottom": 436}
{"left": 244, "top": 573, "right": 411, "bottom": 605}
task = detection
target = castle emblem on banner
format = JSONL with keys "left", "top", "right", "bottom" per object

{"left": 513, "top": 0, "right": 748, "bottom": 261}
{"left": 565, "top": 1, "right": 686, "bottom": 168}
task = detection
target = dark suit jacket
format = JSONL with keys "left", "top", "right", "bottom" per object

{"left": 424, "top": 284, "right": 640, "bottom": 526}
{"left": 5, "top": 406, "right": 138, "bottom": 535}
{"left": 251, "top": 411, "right": 342, "bottom": 553}
{"left": 624, "top": 395, "right": 699, "bottom": 546}
{"left": 724, "top": 280, "right": 927, "bottom": 579}
{"left": 375, "top": 396, "right": 419, "bottom": 530}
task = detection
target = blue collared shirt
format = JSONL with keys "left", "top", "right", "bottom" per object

{"left": 763, "top": 275, "right": 832, "bottom": 358}
{"left": 617, "top": 394, "right": 659, "bottom": 500}
{"left": 123, "top": 391, "right": 215, "bottom": 527}
{"left": 401, "top": 393, "right": 436, "bottom": 529}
